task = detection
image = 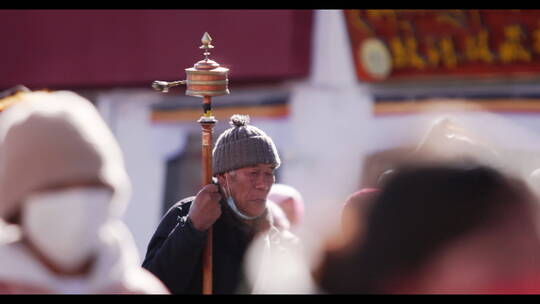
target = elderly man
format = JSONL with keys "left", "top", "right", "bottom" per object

{"left": 142, "top": 114, "right": 295, "bottom": 294}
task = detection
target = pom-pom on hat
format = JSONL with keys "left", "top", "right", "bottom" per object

{"left": 212, "top": 114, "right": 280, "bottom": 175}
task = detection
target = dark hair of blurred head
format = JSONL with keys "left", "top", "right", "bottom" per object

{"left": 316, "top": 163, "right": 538, "bottom": 294}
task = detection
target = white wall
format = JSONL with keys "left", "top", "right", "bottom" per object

{"left": 96, "top": 89, "right": 188, "bottom": 259}
{"left": 284, "top": 10, "right": 374, "bottom": 210}
{"left": 280, "top": 10, "right": 376, "bottom": 261}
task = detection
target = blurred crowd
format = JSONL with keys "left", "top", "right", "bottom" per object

{"left": 1, "top": 87, "right": 540, "bottom": 294}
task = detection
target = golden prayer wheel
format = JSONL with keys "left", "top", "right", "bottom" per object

{"left": 185, "top": 61, "right": 229, "bottom": 97}
{"left": 152, "top": 32, "right": 230, "bottom": 99}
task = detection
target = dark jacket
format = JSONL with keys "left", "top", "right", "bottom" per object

{"left": 142, "top": 196, "right": 270, "bottom": 294}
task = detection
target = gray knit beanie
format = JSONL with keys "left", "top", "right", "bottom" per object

{"left": 212, "top": 114, "right": 280, "bottom": 175}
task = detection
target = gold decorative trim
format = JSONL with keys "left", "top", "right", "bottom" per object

{"left": 187, "top": 80, "right": 229, "bottom": 85}
{"left": 185, "top": 67, "right": 229, "bottom": 75}
{"left": 151, "top": 104, "right": 289, "bottom": 123}
{"left": 374, "top": 99, "right": 540, "bottom": 116}
{"left": 186, "top": 89, "right": 230, "bottom": 97}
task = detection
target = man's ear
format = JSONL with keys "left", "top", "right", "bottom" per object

{"left": 216, "top": 173, "right": 227, "bottom": 187}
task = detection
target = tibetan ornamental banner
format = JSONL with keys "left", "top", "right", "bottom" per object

{"left": 344, "top": 10, "right": 540, "bottom": 82}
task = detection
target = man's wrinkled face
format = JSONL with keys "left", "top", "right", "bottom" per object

{"left": 219, "top": 163, "right": 276, "bottom": 218}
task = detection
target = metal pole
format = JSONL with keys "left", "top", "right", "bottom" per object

{"left": 199, "top": 95, "right": 215, "bottom": 294}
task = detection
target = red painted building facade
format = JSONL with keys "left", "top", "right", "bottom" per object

{"left": 0, "top": 9, "right": 313, "bottom": 89}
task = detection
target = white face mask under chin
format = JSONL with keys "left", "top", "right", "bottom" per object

{"left": 224, "top": 175, "right": 263, "bottom": 221}
{"left": 22, "top": 187, "right": 112, "bottom": 273}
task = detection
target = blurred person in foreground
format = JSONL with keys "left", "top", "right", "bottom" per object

{"left": 267, "top": 183, "right": 305, "bottom": 231}
{"left": 336, "top": 117, "right": 500, "bottom": 248}
{"left": 315, "top": 164, "right": 540, "bottom": 294}
{"left": 339, "top": 188, "right": 379, "bottom": 248}
{"left": 0, "top": 90, "right": 169, "bottom": 294}
{"left": 142, "top": 115, "right": 298, "bottom": 294}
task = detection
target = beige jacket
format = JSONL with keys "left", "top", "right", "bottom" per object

{"left": 0, "top": 220, "right": 169, "bottom": 294}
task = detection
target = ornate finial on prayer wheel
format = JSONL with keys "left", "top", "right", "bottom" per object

{"left": 186, "top": 32, "right": 230, "bottom": 97}
{"left": 151, "top": 32, "right": 230, "bottom": 98}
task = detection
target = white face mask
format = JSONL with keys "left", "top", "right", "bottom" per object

{"left": 22, "top": 187, "right": 112, "bottom": 273}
